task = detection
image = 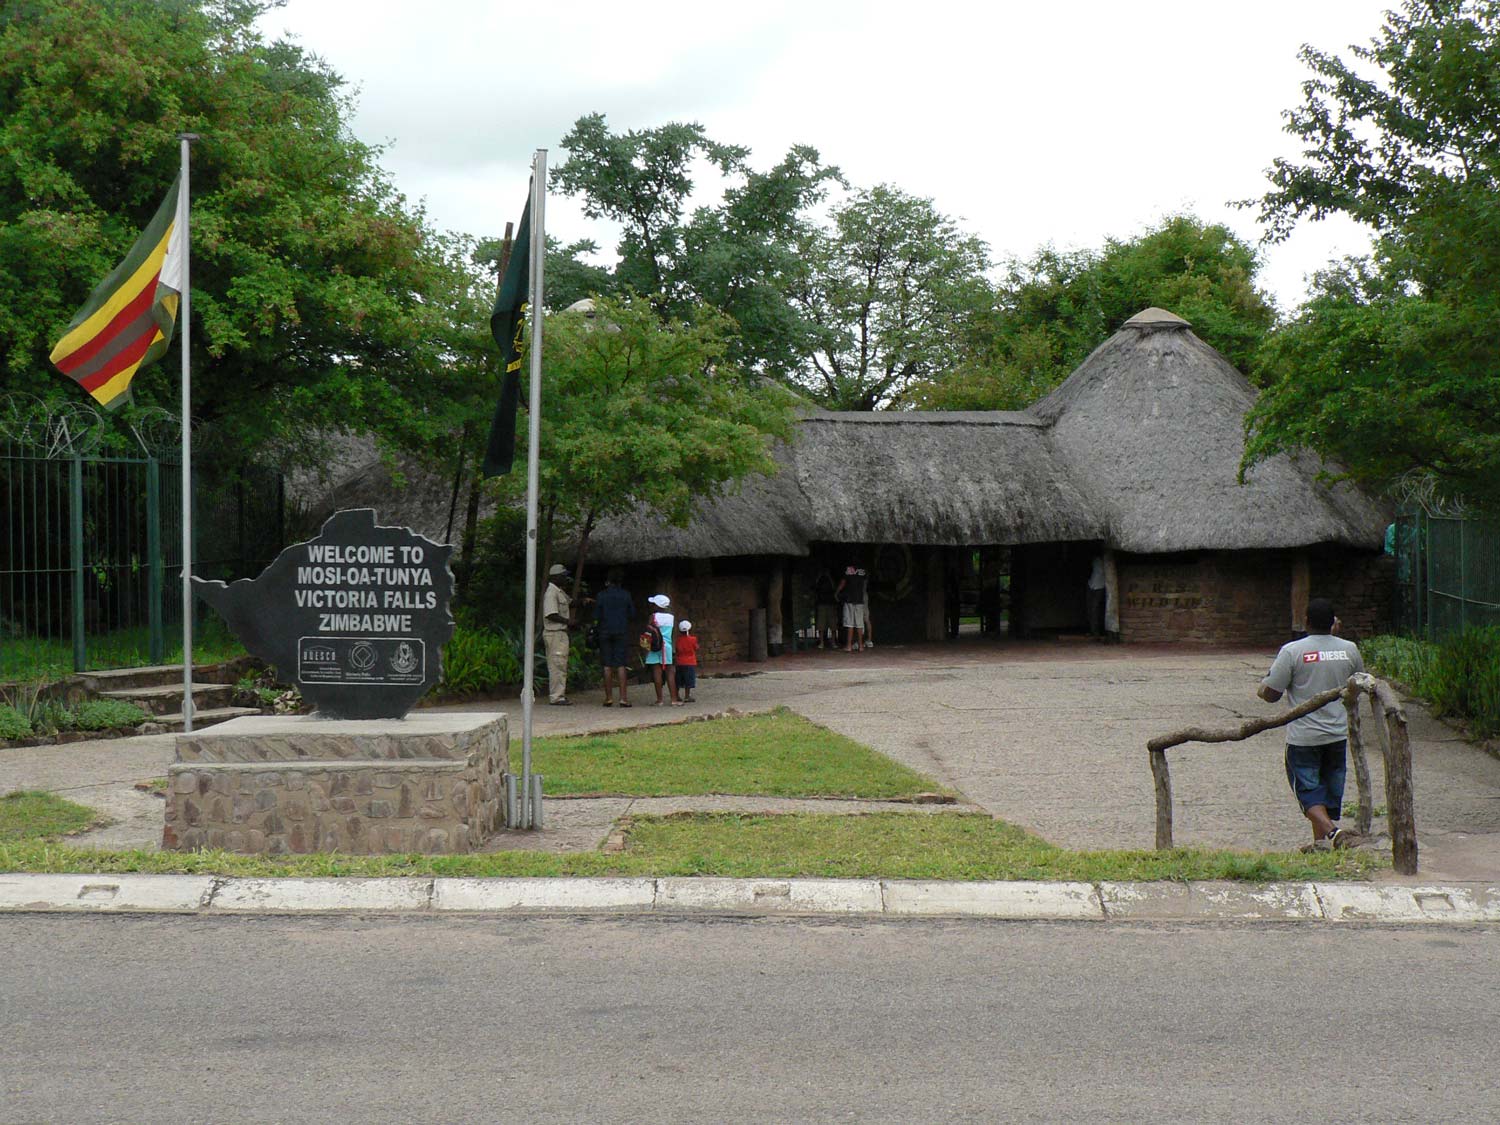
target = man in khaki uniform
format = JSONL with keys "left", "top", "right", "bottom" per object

{"left": 542, "top": 563, "right": 573, "bottom": 705}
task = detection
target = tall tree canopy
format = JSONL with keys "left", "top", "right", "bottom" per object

{"left": 1245, "top": 0, "right": 1500, "bottom": 506}
{"left": 0, "top": 0, "right": 472, "bottom": 466}
{"left": 908, "top": 215, "right": 1276, "bottom": 411}
{"left": 791, "top": 185, "right": 992, "bottom": 411}
{"left": 552, "top": 113, "right": 839, "bottom": 382}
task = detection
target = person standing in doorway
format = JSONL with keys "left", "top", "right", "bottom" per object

{"left": 594, "top": 569, "right": 635, "bottom": 707}
{"left": 542, "top": 563, "right": 574, "bottom": 705}
{"left": 1087, "top": 554, "right": 1107, "bottom": 640}
{"left": 1258, "top": 597, "right": 1365, "bottom": 850}
{"left": 836, "top": 564, "right": 868, "bottom": 653}
{"left": 813, "top": 566, "right": 839, "bottom": 650}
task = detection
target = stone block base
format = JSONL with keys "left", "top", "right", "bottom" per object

{"left": 162, "top": 713, "right": 507, "bottom": 855}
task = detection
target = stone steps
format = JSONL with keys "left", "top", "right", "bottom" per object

{"left": 100, "top": 682, "right": 238, "bottom": 716}
{"left": 152, "top": 706, "right": 263, "bottom": 733}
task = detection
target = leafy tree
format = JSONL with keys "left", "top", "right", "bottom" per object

{"left": 475, "top": 295, "right": 798, "bottom": 609}
{"left": 0, "top": 0, "right": 470, "bottom": 468}
{"left": 552, "top": 113, "right": 839, "bottom": 380}
{"left": 1245, "top": 0, "right": 1500, "bottom": 505}
{"left": 908, "top": 215, "right": 1276, "bottom": 411}
{"left": 789, "top": 185, "right": 992, "bottom": 410}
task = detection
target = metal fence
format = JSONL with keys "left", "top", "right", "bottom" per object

{"left": 1, "top": 440, "right": 283, "bottom": 673}
{"left": 1392, "top": 509, "right": 1500, "bottom": 640}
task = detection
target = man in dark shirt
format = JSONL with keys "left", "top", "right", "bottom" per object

{"left": 835, "top": 564, "right": 868, "bottom": 653}
{"left": 594, "top": 569, "right": 636, "bottom": 706}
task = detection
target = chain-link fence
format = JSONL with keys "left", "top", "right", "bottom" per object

{"left": 1392, "top": 509, "right": 1500, "bottom": 639}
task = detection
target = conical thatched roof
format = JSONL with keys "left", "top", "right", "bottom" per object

{"left": 1032, "top": 308, "right": 1387, "bottom": 553}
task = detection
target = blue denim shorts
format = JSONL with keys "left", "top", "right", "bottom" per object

{"left": 677, "top": 665, "right": 697, "bottom": 691}
{"left": 1284, "top": 741, "right": 1348, "bottom": 816}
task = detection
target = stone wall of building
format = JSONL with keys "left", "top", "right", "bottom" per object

{"left": 1116, "top": 551, "right": 1294, "bottom": 646}
{"left": 1115, "top": 548, "right": 1394, "bottom": 647}
{"left": 162, "top": 713, "right": 507, "bottom": 855}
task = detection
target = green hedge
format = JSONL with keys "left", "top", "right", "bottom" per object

{"left": 437, "top": 625, "right": 602, "bottom": 698}
{"left": 1364, "top": 628, "right": 1500, "bottom": 739}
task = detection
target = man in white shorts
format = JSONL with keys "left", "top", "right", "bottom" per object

{"left": 836, "top": 564, "right": 868, "bottom": 653}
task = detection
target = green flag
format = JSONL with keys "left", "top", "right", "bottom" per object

{"left": 482, "top": 190, "right": 531, "bottom": 477}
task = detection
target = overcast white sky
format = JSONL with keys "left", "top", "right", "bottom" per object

{"left": 259, "top": 0, "right": 1396, "bottom": 313}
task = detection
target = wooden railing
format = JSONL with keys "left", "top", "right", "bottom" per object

{"left": 1147, "top": 673, "right": 1418, "bottom": 874}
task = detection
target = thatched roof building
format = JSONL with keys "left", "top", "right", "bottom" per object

{"left": 590, "top": 308, "right": 1385, "bottom": 564}
{"left": 584, "top": 307, "right": 1391, "bottom": 652}
{"left": 299, "top": 306, "right": 1393, "bottom": 653}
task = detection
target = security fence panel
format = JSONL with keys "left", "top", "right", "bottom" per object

{"left": 1398, "top": 509, "right": 1500, "bottom": 642}
{"left": 2, "top": 439, "right": 281, "bottom": 676}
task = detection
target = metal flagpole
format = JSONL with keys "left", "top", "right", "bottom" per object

{"left": 178, "top": 133, "right": 198, "bottom": 733}
{"left": 519, "top": 149, "right": 546, "bottom": 829}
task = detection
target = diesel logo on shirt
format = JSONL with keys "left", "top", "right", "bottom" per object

{"left": 1301, "top": 651, "right": 1352, "bottom": 663}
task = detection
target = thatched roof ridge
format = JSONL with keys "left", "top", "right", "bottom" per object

{"left": 587, "top": 413, "right": 1103, "bottom": 562}
{"left": 792, "top": 414, "right": 1102, "bottom": 546}
{"left": 1033, "top": 317, "right": 1388, "bottom": 552}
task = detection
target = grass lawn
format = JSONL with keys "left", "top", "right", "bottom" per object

{"left": 0, "top": 811, "right": 1377, "bottom": 882}
{"left": 1, "top": 618, "right": 246, "bottom": 683}
{"left": 526, "top": 708, "right": 947, "bottom": 799}
{"left": 0, "top": 791, "right": 104, "bottom": 842}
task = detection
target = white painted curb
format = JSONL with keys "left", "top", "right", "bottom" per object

{"left": 1313, "top": 883, "right": 1500, "bottom": 923}
{"left": 208, "top": 877, "right": 432, "bottom": 913}
{"left": 433, "top": 878, "right": 655, "bottom": 912}
{"left": 656, "top": 877, "right": 884, "bottom": 914}
{"left": 0, "top": 874, "right": 214, "bottom": 913}
{"left": 1100, "top": 881, "right": 1322, "bottom": 922}
{"left": 1, "top": 875, "right": 1497, "bottom": 923}
{"left": 882, "top": 880, "right": 1102, "bottom": 919}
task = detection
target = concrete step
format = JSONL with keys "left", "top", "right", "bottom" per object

{"left": 74, "top": 662, "right": 250, "bottom": 693}
{"left": 100, "top": 682, "right": 238, "bottom": 717}
{"left": 152, "top": 706, "right": 262, "bottom": 733}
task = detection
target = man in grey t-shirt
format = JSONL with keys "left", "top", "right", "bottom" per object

{"left": 1258, "top": 597, "right": 1365, "bottom": 849}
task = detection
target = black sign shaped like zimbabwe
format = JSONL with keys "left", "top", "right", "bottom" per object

{"left": 193, "top": 509, "right": 455, "bottom": 720}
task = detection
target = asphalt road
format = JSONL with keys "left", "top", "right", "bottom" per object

{"left": 4, "top": 914, "right": 1497, "bottom": 1123}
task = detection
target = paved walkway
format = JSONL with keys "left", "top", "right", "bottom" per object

{"left": 5, "top": 640, "right": 1499, "bottom": 880}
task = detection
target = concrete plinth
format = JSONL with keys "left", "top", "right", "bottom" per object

{"left": 162, "top": 713, "right": 508, "bottom": 855}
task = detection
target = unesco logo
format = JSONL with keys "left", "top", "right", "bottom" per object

{"left": 304, "top": 645, "right": 337, "bottom": 662}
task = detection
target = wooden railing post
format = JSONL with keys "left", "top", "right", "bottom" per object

{"left": 1150, "top": 749, "right": 1173, "bottom": 850}
{"left": 1343, "top": 683, "right": 1374, "bottom": 836}
{"left": 1371, "top": 679, "right": 1418, "bottom": 876}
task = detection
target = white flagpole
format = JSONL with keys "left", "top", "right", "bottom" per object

{"left": 519, "top": 149, "right": 546, "bottom": 829}
{"left": 178, "top": 133, "right": 198, "bottom": 732}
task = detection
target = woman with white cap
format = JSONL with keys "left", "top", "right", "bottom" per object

{"left": 644, "top": 593, "right": 680, "bottom": 706}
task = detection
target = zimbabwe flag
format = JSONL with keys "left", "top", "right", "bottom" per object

{"left": 50, "top": 175, "right": 187, "bottom": 410}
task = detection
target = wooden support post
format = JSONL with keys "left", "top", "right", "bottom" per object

{"left": 1372, "top": 680, "right": 1419, "bottom": 875}
{"left": 767, "top": 561, "right": 784, "bottom": 656}
{"left": 1343, "top": 684, "right": 1374, "bottom": 836}
{"left": 1150, "top": 749, "right": 1173, "bottom": 850}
